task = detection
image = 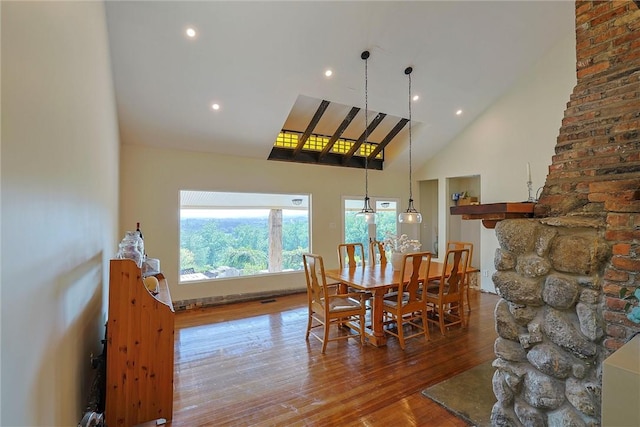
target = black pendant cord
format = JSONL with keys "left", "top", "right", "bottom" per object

{"left": 358, "top": 50, "right": 375, "bottom": 217}
{"left": 363, "top": 50, "right": 370, "bottom": 202}
{"left": 399, "top": 65, "right": 421, "bottom": 223}
{"left": 407, "top": 66, "right": 413, "bottom": 204}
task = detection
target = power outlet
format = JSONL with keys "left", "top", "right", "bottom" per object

{"left": 483, "top": 269, "right": 490, "bottom": 277}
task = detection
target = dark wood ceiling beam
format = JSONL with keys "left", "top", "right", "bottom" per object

{"left": 367, "top": 118, "right": 409, "bottom": 161}
{"left": 319, "top": 106, "right": 360, "bottom": 160}
{"left": 269, "top": 147, "right": 383, "bottom": 170}
{"left": 292, "top": 100, "right": 330, "bottom": 156}
{"left": 342, "top": 112, "right": 386, "bottom": 163}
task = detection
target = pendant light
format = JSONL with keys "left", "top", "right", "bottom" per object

{"left": 355, "top": 50, "right": 376, "bottom": 224}
{"left": 398, "top": 66, "right": 422, "bottom": 224}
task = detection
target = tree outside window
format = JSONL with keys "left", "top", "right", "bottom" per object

{"left": 180, "top": 191, "right": 309, "bottom": 283}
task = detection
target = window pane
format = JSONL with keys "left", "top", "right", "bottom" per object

{"left": 343, "top": 197, "right": 398, "bottom": 263}
{"left": 344, "top": 198, "right": 370, "bottom": 253}
{"left": 375, "top": 200, "right": 397, "bottom": 241}
{"left": 179, "top": 191, "right": 309, "bottom": 283}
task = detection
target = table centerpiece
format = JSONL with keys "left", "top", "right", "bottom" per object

{"left": 383, "top": 232, "right": 421, "bottom": 271}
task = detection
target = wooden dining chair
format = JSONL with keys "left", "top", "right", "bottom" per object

{"left": 369, "top": 239, "right": 387, "bottom": 265}
{"left": 447, "top": 241, "right": 474, "bottom": 313}
{"left": 382, "top": 252, "right": 432, "bottom": 349}
{"left": 302, "top": 253, "right": 367, "bottom": 353}
{"left": 425, "top": 248, "right": 469, "bottom": 335}
{"left": 338, "top": 242, "right": 373, "bottom": 301}
{"left": 337, "top": 243, "right": 365, "bottom": 268}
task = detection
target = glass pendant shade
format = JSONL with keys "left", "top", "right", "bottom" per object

{"left": 398, "top": 199, "right": 423, "bottom": 223}
{"left": 399, "top": 66, "right": 422, "bottom": 224}
{"left": 356, "top": 196, "right": 376, "bottom": 224}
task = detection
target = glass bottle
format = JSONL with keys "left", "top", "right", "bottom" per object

{"left": 136, "top": 222, "right": 144, "bottom": 240}
{"left": 135, "top": 223, "right": 145, "bottom": 255}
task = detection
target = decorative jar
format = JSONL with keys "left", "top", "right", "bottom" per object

{"left": 383, "top": 232, "right": 422, "bottom": 271}
{"left": 391, "top": 252, "right": 404, "bottom": 271}
{"left": 116, "top": 231, "right": 143, "bottom": 267}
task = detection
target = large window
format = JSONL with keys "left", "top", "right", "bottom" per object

{"left": 343, "top": 197, "right": 398, "bottom": 263}
{"left": 180, "top": 191, "right": 310, "bottom": 283}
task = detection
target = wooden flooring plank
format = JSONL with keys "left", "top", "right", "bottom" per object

{"left": 157, "top": 289, "right": 499, "bottom": 426}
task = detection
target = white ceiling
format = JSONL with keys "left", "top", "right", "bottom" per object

{"left": 104, "top": 1, "right": 575, "bottom": 173}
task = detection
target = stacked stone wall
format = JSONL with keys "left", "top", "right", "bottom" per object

{"left": 491, "top": 218, "right": 609, "bottom": 426}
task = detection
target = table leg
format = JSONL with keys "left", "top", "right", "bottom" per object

{"left": 366, "top": 289, "right": 387, "bottom": 347}
{"left": 337, "top": 282, "right": 348, "bottom": 294}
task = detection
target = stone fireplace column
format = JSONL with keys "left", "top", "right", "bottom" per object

{"left": 491, "top": 218, "right": 609, "bottom": 426}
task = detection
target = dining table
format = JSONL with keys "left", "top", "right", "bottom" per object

{"left": 324, "top": 261, "right": 479, "bottom": 347}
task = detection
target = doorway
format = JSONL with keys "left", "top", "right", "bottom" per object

{"left": 418, "top": 179, "right": 439, "bottom": 257}
{"left": 446, "top": 175, "right": 481, "bottom": 269}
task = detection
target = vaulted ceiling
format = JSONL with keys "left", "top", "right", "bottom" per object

{"left": 104, "top": 1, "right": 574, "bottom": 173}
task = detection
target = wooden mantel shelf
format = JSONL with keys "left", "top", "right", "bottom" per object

{"left": 450, "top": 202, "right": 535, "bottom": 229}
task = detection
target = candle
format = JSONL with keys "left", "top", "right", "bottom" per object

{"left": 527, "top": 162, "right": 531, "bottom": 182}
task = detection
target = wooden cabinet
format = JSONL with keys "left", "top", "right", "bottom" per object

{"left": 106, "top": 259, "right": 174, "bottom": 426}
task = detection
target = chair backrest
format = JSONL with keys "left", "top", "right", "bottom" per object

{"left": 447, "top": 241, "right": 474, "bottom": 268}
{"left": 369, "top": 240, "right": 387, "bottom": 265}
{"left": 337, "top": 243, "right": 365, "bottom": 268}
{"left": 397, "top": 252, "right": 432, "bottom": 307}
{"left": 302, "top": 253, "right": 330, "bottom": 310}
{"left": 437, "top": 248, "right": 470, "bottom": 298}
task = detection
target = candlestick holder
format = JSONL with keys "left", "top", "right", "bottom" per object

{"left": 527, "top": 180, "right": 535, "bottom": 203}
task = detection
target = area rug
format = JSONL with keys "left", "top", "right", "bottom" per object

{"left": 421, "top": 360, "right": 496, "bottom": 427}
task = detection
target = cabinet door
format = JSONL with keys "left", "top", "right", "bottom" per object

{"left": 106, "top": 259, "right": 174, "bottom": 426}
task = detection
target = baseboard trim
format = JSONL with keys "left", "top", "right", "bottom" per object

{"left": 173, "top": 288, "right": 306, "bottom": 312}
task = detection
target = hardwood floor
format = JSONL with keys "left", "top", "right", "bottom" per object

{"left": 164, "top": 289, "right": 499, "bottom": 426}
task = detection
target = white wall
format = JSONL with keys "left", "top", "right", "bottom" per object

{"left": 418, "top": 31, "right": 576, "bottom": 292}
{"left": 120, "top": 145, "right": 406, "bottom": 302}
{"left": 121, "top": 31, "right": 576, "bottom": 303}
{"left": 1, "top": 2, "right": 119, "bottom": 425}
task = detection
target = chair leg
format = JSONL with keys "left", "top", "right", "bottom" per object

{"left": 305, "top": 311, "right": 312, "bottom": 340}
{"left": 321, "top": 320, "right": 329, "bottom": 353}
{"left": 359, "top": 315, "right": 365, "bottom": 346}
{"left": 422, "top": 311, "right": 430, "bottom": 341}
{"left": 397, "top": 315, "right": 406, "bottom": 350}
{"left": 466, "top": 275, "right": 472, "bottom": 313}
{"left": 460, "top": 297, "right": 466, "bottom": 328}
{"left": 438, "top": 303, "right": 446, "bottom": 335}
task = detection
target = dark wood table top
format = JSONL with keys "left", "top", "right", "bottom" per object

{"left": 325, "top": 262, "right": 479, "bottom": 291}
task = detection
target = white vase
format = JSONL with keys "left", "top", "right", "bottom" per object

{"left": 391, "top": 252, "right": 404, "bottom": 271}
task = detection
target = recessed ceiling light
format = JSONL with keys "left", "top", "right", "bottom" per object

{"left": 456, "top": 109, "right": 463, "bottom": 116}
{"left": 211, "top": 103, "right": 220, "bottom": 111}
{"left": 412, "top": 95, "right": 419, "bottom": 101}
{"left": 186, "top": 27, "right": 196, "bottom": 38}
{"left": 324, "top": 69, "right": 333, "bottom": 77}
